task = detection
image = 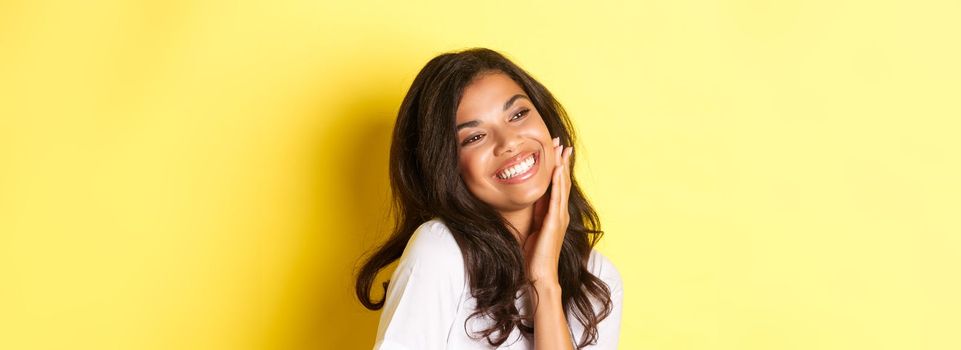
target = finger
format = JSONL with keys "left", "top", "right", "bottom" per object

{"left": 564, "top": 147, "right": 574, "bottom": 191}
{"left": 538, "top": 165, "right": 559, "bottom": 235}
{"left": 558, "top": 147, "right": 572, "bottom": 222}
{"left": 545, "top": 142, "right": 565, "bottom": 226}
{"left": 552, "top": 156, "right": 563, "bottom": 209}
{"left": 554, "top": 143, "right": 565, "bottom": 208}
{"left": 555, "top": 143, "right": 563, "bottom": 169}
{"left": 564, "top": 146, "right": 573, "bottom": 196}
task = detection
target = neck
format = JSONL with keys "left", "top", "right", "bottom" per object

{"left": 499, "top": 205, "right": 535, "bottom": 246}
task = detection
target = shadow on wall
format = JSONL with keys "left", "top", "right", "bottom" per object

{"left": 262, "top": 60, "right": 409, "bottom": 349}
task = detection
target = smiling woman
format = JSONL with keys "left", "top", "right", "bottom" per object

{"left": 354, "top": 48, "right": 623, "bottom": 350}
{"left": 456, "top": 75, "right": 555, "bottom": 222}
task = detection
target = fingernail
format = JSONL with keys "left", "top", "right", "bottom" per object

{"left": 552, "top": 137, "right": 559, "bottom": 147}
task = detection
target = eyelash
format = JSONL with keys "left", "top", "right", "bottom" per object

{"left": 510, "top": 108, "right": 530, "bottom": 121}
{"left": 461, "top": 109, "right": 530, "bottom": 146}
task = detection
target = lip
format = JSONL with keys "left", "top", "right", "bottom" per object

{"left": 491, "top": 151, "right": 540, "bottom": 185}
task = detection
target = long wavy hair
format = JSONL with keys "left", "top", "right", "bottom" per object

{"left": 354, "top": 48, "right": 612, "bottom": 348}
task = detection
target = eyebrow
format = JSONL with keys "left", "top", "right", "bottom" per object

{"left": 455, "top": 94, "right": 530, "bottom": 131}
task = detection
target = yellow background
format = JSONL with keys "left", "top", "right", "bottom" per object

{"left": 1, "top": 0, "right": 959, "bottom": 349}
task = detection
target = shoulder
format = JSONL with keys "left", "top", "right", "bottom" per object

{"left": 376, "top": 219, "right": 468, "bottom": 347}
{"left": 397, "top": 218, "right": 465, "bottom": 276}
{"left": 587, "top": 249, "right": 623, "bottom": 294}
{"left": 403, "top": 218, "right": 461, "bottom": 261}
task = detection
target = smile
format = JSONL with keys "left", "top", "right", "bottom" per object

{"left": 493, "top": 151, "right": 539, "bottom": 184}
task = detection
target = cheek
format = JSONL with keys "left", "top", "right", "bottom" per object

{"left": 524, "top": 114, "right": 552, "bottom": 141}
{"left": 457, "top": 152, "right": 487, "bottom": 182}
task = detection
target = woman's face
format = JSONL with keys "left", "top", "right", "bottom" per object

{"left": 455, "top": 72, "right": 556, "bottom": 212}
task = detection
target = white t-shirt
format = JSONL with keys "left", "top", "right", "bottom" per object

{"left": 373, "top": 218, "right": 624, "bottom": 350}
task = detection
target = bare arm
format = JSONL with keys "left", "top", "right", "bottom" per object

{"left": 532, "top": 280, "right": 574, "bottom": 350}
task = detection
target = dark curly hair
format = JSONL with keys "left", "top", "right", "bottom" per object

{"left": 354, "top": 47, "right": 613, "bottom": 348}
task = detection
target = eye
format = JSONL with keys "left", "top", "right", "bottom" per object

{"left": 510, "top": 108, "right": 530, "bottom": 121}
{"left": 462, "top": 133, "right": 485, "bottom": 145}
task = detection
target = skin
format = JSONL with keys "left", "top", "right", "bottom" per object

{"left": 455, "top": 71, "right": 575, "bottom": 350}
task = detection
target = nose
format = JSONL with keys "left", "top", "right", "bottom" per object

{"left": 493, "top": 128, "right": 522, "bottom": 157}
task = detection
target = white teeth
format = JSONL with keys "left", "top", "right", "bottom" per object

{"left": 497, "top": 154, "right": 536, "bottom": 180}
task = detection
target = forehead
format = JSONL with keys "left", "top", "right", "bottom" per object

{"left": 455, "top": 73, "right": 526, "bottom": 122}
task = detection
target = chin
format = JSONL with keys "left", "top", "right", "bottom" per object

{"left": 500, "top": 183, "right": 550, "bottom": 210}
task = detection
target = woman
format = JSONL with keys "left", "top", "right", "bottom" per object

{"left": 355, "top": 48, "right": 623, "bottom": 349}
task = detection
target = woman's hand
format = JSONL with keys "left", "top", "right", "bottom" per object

{"left": 524, "top": 137, "right": 577, "bottom": 350}
{"left": 524, "top": 136, "right": 573, "bottom": 286}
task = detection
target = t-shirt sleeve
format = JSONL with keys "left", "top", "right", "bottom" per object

{"left": 582, "top": 250, "right": 624, "bottom": 350}
{"left": 373, "top": 220, "right": 467, "bottom": 350}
